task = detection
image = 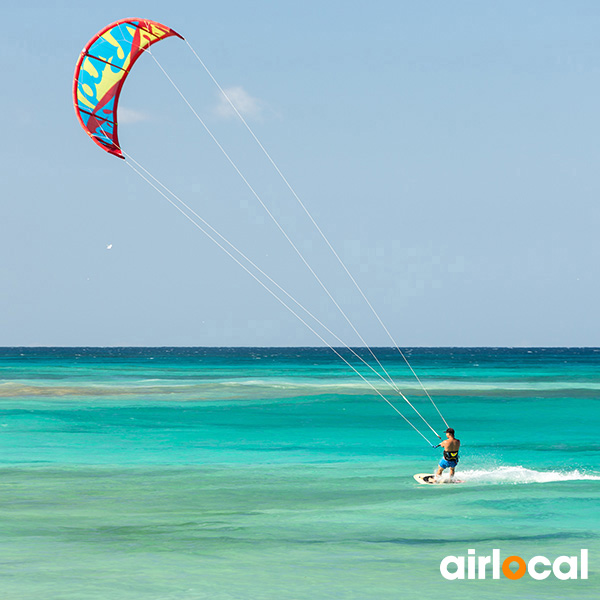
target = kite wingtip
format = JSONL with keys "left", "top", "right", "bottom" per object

{"left": 108, "top": 148, "right": 125, "bottom": 160}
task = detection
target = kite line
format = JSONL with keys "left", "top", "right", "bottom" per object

{"left": 149, "top": 42, "right": 449, "bottom": 431}
{"left": 123, "top": 154, "right": 436, "bottom": 445}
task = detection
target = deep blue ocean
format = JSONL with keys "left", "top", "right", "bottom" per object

{"left": 0, "top": 347, "right": 598, "bottom": 599}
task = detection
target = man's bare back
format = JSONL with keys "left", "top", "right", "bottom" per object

{"left": 435, "top": 428, "right": 460, "bottom": 479}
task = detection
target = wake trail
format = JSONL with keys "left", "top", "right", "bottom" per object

{"left": 458, "top": 465, "right": 600, "bottom": 485}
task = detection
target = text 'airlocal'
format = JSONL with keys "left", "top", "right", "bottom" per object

{"left": 440, "top": 549, "right": 588, "bottom": 580}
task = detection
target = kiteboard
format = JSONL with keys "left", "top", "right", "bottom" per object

{"left": 413, "top": 473, "right": 463, "bottom": 485}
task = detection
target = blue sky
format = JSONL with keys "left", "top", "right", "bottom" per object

{"left": 1, "top": 1, "right": 599, "bottom": 346}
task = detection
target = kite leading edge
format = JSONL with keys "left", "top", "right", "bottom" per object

{"left": 73, "top": 18, "right": 184, "bottom": 158}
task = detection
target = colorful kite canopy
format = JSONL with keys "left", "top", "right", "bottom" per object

{"left": 73, "top": 19, "right": 184, "bottom": 158}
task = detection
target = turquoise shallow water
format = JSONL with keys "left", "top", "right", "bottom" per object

{"left": 0, "top": 347, "right": 598, "bottom": 599}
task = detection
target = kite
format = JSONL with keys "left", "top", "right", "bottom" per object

{"left": 73, "top": 19, "right": 183, "bottom": 158}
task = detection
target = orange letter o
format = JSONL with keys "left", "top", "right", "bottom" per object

{"left": 502, "top": 556, "right": 527, "bottom": 580}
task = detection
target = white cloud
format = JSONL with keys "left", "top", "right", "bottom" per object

{"left": 215, "top": 86, "right": 262, "bottom": 119}
{"left": 118, "top": 107, "right": 150, "bottom": 124}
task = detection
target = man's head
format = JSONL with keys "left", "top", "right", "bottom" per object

{"left": 445, "top": 427, "right": 455, "bottom": 438}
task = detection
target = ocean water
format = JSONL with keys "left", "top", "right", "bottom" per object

{"left": 0, "top": 347, "right": 598, "bottom": 599}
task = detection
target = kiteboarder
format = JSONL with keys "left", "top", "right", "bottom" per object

{"left": 434, "top": 428, "right": 460, "bottom": 480}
